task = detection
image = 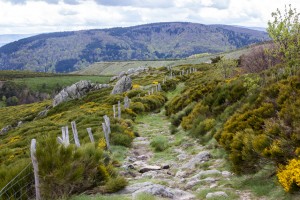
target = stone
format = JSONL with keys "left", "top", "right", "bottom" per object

{"left": 182, "top": 151, "right": 211, "bottom": 169}
{"left": 17, "top": 121, "right": 23, "bottom": 127}
{"left": 53, "top": 80, "right": 110, "bottom": 107}
{"left": 206, "top": 191, "right": 228, "bottom": 199}
{"left": 111, "top": 76, "right": 132, "bottom": 94}
{"left": 120, "top": 182, "right": 195, "bottom": 200}
{"left": 137, "top": 155, "right": 148, "bottom": 160}
{"left": 190, "top": 169, "right": 221, "bottom": 180}
{"left": 185, "top": 180, "right": 201, "bottom": 189}
{"left": 0, "top": 125, "right": 12, "bottom": 135}
{"left": 141, "top": 171, "right": 158, "bottom": 178}
{"left": 177, "top": 154, "right": 188, "bottom": 160}
{"left": 162, "top": 165, "right": 170, "bottom": 169}
{"left": 222, "top": 171, "right": 232, "bottom": 177}
{"left": 175, "top": 170, "right": 186, "bottom": 178}
{"left": 139, "top": 165, "right": 161, "bottom": 173}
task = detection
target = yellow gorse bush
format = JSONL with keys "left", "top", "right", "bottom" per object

{"left": 277, "top": 159, "right": 300, "bottom": 192}
{"left": 98, "top": 138, "right": 107, "bottom": 150}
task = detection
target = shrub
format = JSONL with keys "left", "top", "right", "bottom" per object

{"left": 103, "top": 176, "right": 128, "bottom": 193}
{"left": 110, "top": 133, "right": 132, "bottom": 147}
{"left": 277, "top": 159, "right": 300, "bottom": 192}
{"left": 131, "top": 102, "right": 146, "bottom": 114}
{"left": 36, "top": 136, "right": 115, "bottom": 199}
{"left": 150, "top": 135, "right": 169, "bottom": 151}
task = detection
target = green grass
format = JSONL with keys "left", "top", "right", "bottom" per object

{"left": 166, "top": 82, "right": 185, "bottom": 99}
{"left": 12, "top": 75, "right": 111, "bottom": 93}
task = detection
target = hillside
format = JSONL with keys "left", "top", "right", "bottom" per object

{"left": 0, "top": 22, "right": 269, "bottom": 73}
{"left": 74, "top": 46, "right": 253, "bottom": 75}
{"left": 0, "top": 34, "right": 34, "bottom": 47}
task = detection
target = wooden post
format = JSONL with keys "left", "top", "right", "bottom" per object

{"left": 86, "top": 128, "right": 95, "bottom": 143}
{"left": 118, "top": 101, "right": 121, "bottom": 119}
{"left": 103, "top": 115, "right": 111, "bottom": 134}
{"left": 113, "top": 105, "right": 116, "bottom": 118}
{"left": 151, "top": 87, "right": 154, "bottom": 94}
{"left": 148, "top": 91, "right": 151, "bottom": 95}
{"left": 31, "top": 139, "right": 41, "bottom": 200}
{"left": 65, "top": 126, "right": 69, "bottom": 146}
{"left": 102, "top": 123, "right": 110, "bottom": 150}
{"left": 124, "top": 96, "right": 130, "bottom": 109}
{"left": 158, "top": 83, "right": 162, "bottom": 92}
{"left": 71, "top": 121, "right": 80, "bottom": 147}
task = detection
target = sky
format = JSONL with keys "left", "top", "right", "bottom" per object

{"left": 0, "top": 0, "right": 299, "bottom": 34}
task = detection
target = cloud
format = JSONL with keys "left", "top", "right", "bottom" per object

{"left": 94, "top": 0, "right": 174, "bottom": 8}
{"left": 58, "top": 8, "right": 78, "bottom": 15}
{"left": 211, "top": 0, "right": 230, "bottom": 9}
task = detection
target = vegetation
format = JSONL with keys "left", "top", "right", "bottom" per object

{"left": 0, "top": 22, "right": 268, "bottom": 73}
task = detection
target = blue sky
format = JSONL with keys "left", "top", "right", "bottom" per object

{"left": 0, "top": 0, "right": 299, "bottom": 34}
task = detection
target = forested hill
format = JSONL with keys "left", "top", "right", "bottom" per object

{"left": 0, "top": 22, "right": 269, "bottom": 73}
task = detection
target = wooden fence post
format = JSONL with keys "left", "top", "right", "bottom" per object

{"left": 113, "top": 105, "right": 116, "bottom": 118}
{"left": 102, "top": 123, "right": 110, "bottom": 150}
{"left": 103, "top": 115, "right": 111, "bottom": 134}
{"left": 124, "top": 96, "right": 130, "bottom": 109}
{"left": 118, "top": 101, "right": 121, "bottom": 119}
{"left": 158, "top": 83, "right": 162, "bottom": 92}
{"left": 30, "top": 139, "right": 41, "bottom": 200}
{"left": 86, "top": 128, "right": 95, "bottom": 143}
{"left": 71, "top": 121, "right": 80, "bottom": 147}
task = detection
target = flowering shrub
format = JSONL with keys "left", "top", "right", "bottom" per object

{"left": 277, "top": 159, "right": 300, "bottom": 192}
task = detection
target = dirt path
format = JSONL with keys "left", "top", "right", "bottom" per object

{"left": 118, "top": 110, "right": 260, "bottom": 200}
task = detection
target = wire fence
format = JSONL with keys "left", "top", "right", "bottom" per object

{"left": 0, "top": 163, "right": 34, "bottom": 200}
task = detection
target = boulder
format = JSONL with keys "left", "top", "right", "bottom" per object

{"left": 111, "top": 76, "right": 132, "bottom": 94}
{"left": 206, "top": 191, "right": 228, "bottom": 199}
{"left": 182, "top": 151, "right": 211, "bottom": 169}
{"left": 53, "top": 80, "right": 110, "bottom": 107}
{"left": 0, "top": 125, "right": 12, "bottom": 135}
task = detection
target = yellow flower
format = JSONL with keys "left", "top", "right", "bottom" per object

{"left": 98, "top": 138, "right": 106, "bottom": 150}
{"left": 277, "top": 159, "right": 300, "bottom": 192}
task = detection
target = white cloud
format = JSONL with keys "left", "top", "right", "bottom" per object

{"left": 0, "top": 0, "right": 299, "bottom": 34}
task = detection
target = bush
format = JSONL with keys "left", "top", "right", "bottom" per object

{"left": 150, "top": 135, "right": 169, "bottom": 151}
{"left": 103, "top": 176, "right": 128, "bottom": 193}
{"left": 111, "top": 133, "right": 132, "bottom": 147}
{"left": 36, "top": 136, "right": 117, "bottom": 199}
{"left": 277, "top": 159, "right": 300, "bottom": 192}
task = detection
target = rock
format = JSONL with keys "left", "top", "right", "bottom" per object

{"left": 175, "top": 170, "right": 187, "bottom": 178}
{"left": 202, "top": 177, "right": 216, "bottom": 183}
{"left": 111, "top": 75, "right": 132, "bottom": 94}
{"left": 36, "top": 108, "right": 49, "bottom": 118}
{"left": 118, "top": 71, "right": 126, "bottom": 78}
{"left": 177, "top": 154, "right": 188, "bottom": 160}
{"left": 162, "top": 165, "right": 170, "bottom": 169}
{"left": 53, "top": 80, "right": 110, "bottom": 107}
{"left": 141, "top": 171, "right": 158, "bottom": 178}
{"left": 222, "top": 171, "right": 232, "bottom": 177}
{"left": 110, "top": 76, "right": 118, "bottom": 82}
{"left": 185, "top": 180, "right": 201, "bottom": 189}
{"left": 206, "top": 191, "right": 228, "bottom": 199}
{"left": 0, "top": 125, "right": 12, "bottom": 135}
{"left": 139, "top": 165, "right": 161, "bottom": 173}
{"left": 17, "top": 121, "right": 23, "bottom": 127}
{"left": 120, "top": 182, "right": 195, "bottom": 200}
{"left": 190, "top": 169, "right": 221, "bottom": 180}
{"left": 182, "top": 151, "right": 211, "bottom": 169}
{"left": 128, "top": 164, "right": 135, "bottom": 169}
{"left": 137, "top": 155, "right": 148, "bottom": 160}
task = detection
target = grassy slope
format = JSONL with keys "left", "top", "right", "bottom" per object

{"left": 73, "top": 46, "right": 252, "bottom": 76}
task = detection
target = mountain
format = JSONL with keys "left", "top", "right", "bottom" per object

{"left": 0, "top": 22, "right": 269, "bottom": 73}
{"left": 0, "top": 34, "right": 34, "bottom": 47}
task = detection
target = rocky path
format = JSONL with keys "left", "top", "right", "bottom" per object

{"left": 118, "top": 111, "right": 257, "bottom": 200}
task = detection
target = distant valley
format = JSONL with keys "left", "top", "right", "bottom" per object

{"left": 0, "top": 22, "right": 269, "bottom": 73}
{"left": 0, "top": 34, "right": 34, "bottom": 47}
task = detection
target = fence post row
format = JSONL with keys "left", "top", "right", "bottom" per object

{"left": 71, "top": 121, "right": 80, "bottom": 147}
{"left": 30, "top": 139, "right": 41, "bottom": 200}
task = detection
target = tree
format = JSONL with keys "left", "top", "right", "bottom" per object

{"left": 216, "top": 57, "right": 238, "bottom": 79}
{"left": 267, "top": 4, "right": 300, "bottom": 66}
